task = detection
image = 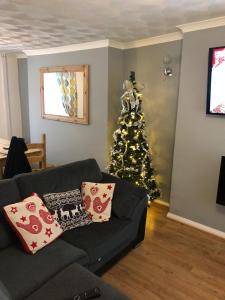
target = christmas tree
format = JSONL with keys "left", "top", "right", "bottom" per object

{"left": 108, "top": 71, "right": 160, "bottom": 201}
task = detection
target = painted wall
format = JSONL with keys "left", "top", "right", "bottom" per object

{"left": 107, "top": 47, "right": 124, "bottom": 164}
{"left": 124, "top": 41, "right": 182, "bottom": 202}
{"left": 19, "top": 42, "right": 182, "bottom": 202}
{"left": 27, "top": 48, "right": 108, "bottom": 169}
{"left": 18, "top": 58, "right": 30, "bottom": 142}
{"left": 170, "top": 26, "right": 225, "bottom": 232}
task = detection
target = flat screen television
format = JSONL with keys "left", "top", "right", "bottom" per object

{"left": 206, "top": 46, "right": 225, "bottom": 115}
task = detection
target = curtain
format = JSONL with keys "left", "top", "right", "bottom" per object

{"left": 56, "top": 72, "right": 78, "bottom": 117}
{"left": 0, "top": 54, "right": 22, "bottom": 139}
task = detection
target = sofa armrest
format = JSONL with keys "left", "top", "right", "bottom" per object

{"left": 101, "top": 172, "right": 148, "bottom": 219}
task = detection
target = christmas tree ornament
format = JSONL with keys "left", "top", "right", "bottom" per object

{"left": 108, "top": 71, "right": 160, "bottom": 202}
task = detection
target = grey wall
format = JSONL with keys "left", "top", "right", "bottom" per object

{"left": 20, "top": 42, "right": 181, "bottom": 203}
{"left": 18, "top": 58, "right": 30, "bottom": 142}
{"left": 107, "top": 47, "right": 124, "bottom": 164}
{"left": 124, "top": 41, "right": 182, "bottom": 202}
{"left": 27, "top": 48, "right": 108, "bottom": 170}
{"left": 170, "top": 26, "right": 225, "bottom": 231}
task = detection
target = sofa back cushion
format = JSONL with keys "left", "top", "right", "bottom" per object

{"left": 101, "top": 172, "right": 148, "bottom": 219}
{"left": 0, "top": 179, "right": 21, "bottom": 249}
{"left": 15, "top": 159, "right": 103, "bottom": 198}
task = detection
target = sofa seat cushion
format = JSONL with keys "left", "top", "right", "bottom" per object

{"left": 0, "top": 281, "right": 11, "bottom": 300}
{"left": 0, "top": 179, "right": 21, "bottom": 249}
{"left": 25, "top": 262, "right": 130, "bottom": 300}
{"left": 0, "top": 239, "right": 88, "bottom": 300}
{"left": 15, "top": 159, "right": 102, "bottom": 199}
{"left": 61, "top": 216, "right": 135, "bottom": 265}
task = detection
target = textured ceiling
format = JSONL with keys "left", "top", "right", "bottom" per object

{"left": 0, "top": 0, "right": 225, "bottom": 51}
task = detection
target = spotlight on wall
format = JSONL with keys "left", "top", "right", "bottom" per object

{"left": 164, "top": 67, "right": 173, "bottom": 77}
{"left": 163, "top": 55, "right": 173, "bottom": 77}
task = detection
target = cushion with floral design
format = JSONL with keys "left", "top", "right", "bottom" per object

{"left": 81, "top": 182, "right": 115, "bottom": 222}
{"left": 3, "top": 194, "right": 63, "bottom": 254}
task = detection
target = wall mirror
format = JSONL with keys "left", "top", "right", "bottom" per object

{"left": 40, "top": 65, "right": 89, "bottom": 124}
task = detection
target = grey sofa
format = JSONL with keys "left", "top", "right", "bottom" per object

{"left": 0, "top": 159, "right": 147, "bottom": 300}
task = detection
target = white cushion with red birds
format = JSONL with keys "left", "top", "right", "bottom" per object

{"left": 3, "top": 194, "right": 63, "bottom": 254}
{"left": 81, "top": 182, "right": 115, "bottom": 222}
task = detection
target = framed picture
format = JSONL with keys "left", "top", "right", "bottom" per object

{"left": 40, "top": 65, "right": 89, "bottom": 124}
{"left": 206, "top": 46, "right": 225, "bottom": 115}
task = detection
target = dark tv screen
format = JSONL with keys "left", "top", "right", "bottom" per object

{"left": 206, "top": 46, "right": 225, "bottom": 115}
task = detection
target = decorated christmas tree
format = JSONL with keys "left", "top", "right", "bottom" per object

{"left": 108, "top": 71, "right": 160, "bottom": 201}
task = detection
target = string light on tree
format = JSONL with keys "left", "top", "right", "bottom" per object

{"left": 108, "top": 71, "right": 160, "bottom": 202}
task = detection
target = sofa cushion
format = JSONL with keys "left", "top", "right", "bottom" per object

{"left": 43, "top": 189, "right": 92, "bottom": 231}
{"left": 0, "top": 281, "right": 11, "bottom": 300}
{"left": 3, "top": 194, "right": 63, "bottom": 254}
{"left": 101, "top": 172, "right": 147, "bottom": 219}
{"left": 25, "top": 262, "right": 130, "bottom": 300}
{"left": 15, "top": 159, "right": 103, "bottom": 198}
{"left": 61, "top": 216, "right": 134, "bottom": 265}
{"left": 0, "top": 179, "right": 21, "bottom": 249}
{"left": 0, "top": 239, "right": 88, "bottom": 300}
{"left": 81, "top": 182, "right": 115, "bottom": 222}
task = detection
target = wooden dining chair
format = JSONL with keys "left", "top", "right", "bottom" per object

{"left": 27, "top": 134, "right": 47, "bottom": 171}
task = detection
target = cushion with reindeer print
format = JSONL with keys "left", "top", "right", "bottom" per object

{"left": 43, "top": 189, "right": 92, "bottom": 231}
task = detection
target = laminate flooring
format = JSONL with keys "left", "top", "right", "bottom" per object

{"left": 103, "top": 203, "right": 225, "bottom": 300}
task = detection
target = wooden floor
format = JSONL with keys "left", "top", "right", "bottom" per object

{"left": 103, "top": 203, "right": 225, "bottom": 300}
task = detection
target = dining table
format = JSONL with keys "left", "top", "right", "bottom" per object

{"left": 0, "top": 138, "right": 42, "bottom": 177}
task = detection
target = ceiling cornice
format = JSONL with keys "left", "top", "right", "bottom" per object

{"left": 177, "top": 16, "right": 225, "bottom": 33}
{"left": 22, "top": 33, "right": 182, "bottom": 56}
{"left": 16, "top": 53, "right": 27, "bottom": 58}
{"left": 23, "top": 39, "right": 110, "bottom": 56}
{"left": 108, "top": 40, "right": 125, "bottom": 49}
{"left": 125, "top": 32, "right": 182, "bottom": 49}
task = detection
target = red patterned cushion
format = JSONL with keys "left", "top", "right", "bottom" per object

{"left": 81, "top": 182, "right": 115, "bottom": 223}
{"left": 3, "top": 194, "right": 63, "bottom": 254}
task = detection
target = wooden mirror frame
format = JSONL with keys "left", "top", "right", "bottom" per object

{"left": 40, "top": 65, "right": 89, "bottom": 124}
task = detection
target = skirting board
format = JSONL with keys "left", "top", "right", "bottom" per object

{"left": 167, "top": 212, "right": 225, "bottom": 240}
{"left": 154, "top": 199, "right": 170, "bottom": 207}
